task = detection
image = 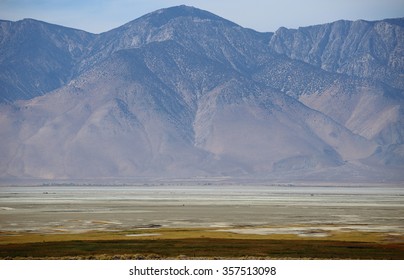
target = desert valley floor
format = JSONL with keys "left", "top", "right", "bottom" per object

{"left": 0, "top": 185, "right": 403, "bottom": 259}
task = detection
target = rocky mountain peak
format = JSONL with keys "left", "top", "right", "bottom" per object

{"left": 0, "top": 7, "right": 403, "bottom": 182}
{"left": 139, "top": 5, "right": 235, "bottom": 27}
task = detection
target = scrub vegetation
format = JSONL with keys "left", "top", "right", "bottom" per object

{"left": 1, "top": 227, "right": 403, "bottom": 259}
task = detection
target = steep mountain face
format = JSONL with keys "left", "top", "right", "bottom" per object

{"left": 81, "top": 5, "right": 270, "bottom": 77}
{"left": 0, "top": 5, "right": 403, "bottom": 182}
{"left": 265, "top": 19, "right": 404, "bottom": 164}
{"left": 268, "top": 18, "right": 404, "bottom": 89}
{"left": 0, "top": 19, "right": 95, "bottom": 103}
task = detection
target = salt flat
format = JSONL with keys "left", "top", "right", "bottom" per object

{"left": 0, "top": 185, "right": 403, "bottom": 237}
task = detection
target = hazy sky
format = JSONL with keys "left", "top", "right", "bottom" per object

{"left": 1, "top": 0, "right": 403, "bottom": 33}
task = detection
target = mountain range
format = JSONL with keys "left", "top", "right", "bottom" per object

{"left": 1, "top": 5, "right": 403, "bottom": 183}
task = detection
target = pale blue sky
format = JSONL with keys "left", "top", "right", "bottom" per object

{"left": 1, "top": 0, "right": 403, "bottom": 33}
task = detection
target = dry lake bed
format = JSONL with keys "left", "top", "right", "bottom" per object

{"left": 0, "top": 184, "right": 403, "bottom": 259}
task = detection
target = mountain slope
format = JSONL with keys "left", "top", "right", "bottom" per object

{"left": 268, "top": 18, "right": 404, "bottom": 90}
{"left": 0, "top": 6, "right": 403, "bottom": 182}
{"left": 257, "top": 19, "right": 404, "bottom": 162}
{"left": 0, "top": 19, "right": 95, "bottom": 103}
{"left": 81, "top": 5, "right": 270, "bottom": 75}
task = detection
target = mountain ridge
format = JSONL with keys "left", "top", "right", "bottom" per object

{"left": 1, "top": 6, "right": 403, "bottom": 182}
{"left": 268, "top": 17, "right": 404, "bottom": 89}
